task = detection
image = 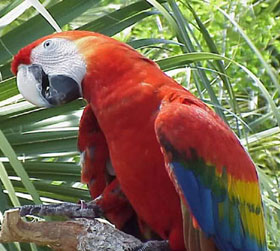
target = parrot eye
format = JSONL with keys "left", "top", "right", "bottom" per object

{"left": 43, "top": 40, "right": 53, "bottom": 49}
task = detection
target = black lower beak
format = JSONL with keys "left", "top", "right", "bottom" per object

{"left": 29, "top": 64, "right": 81, "bottom": 106}
{"left": 42, "top": 74, "right": 81, "bottom": 106}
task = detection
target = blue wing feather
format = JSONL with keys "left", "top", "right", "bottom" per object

{"left": 171, "top": 157, "right": 265, "bottom": 251}
{"left": 172, "top": 162, "right": 215, "bottom": 235}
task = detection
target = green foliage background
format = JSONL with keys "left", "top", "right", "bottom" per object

{"left": 0, "top": 0, "right": 279, "bottom": 250}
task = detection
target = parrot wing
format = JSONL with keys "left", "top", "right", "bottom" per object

{"left": 78, "top": 105, "right": 113, "bottom": 198}
{"left": 154, "top": 91, "right": 266, "bottom": 251}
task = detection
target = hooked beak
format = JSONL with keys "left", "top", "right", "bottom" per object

{"left": 17, "top": 64, "right": 81, "bottom": 107}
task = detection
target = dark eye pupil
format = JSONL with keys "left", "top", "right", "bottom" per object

{"left": 44, "top": 41, "right": 51, "bottom": 48}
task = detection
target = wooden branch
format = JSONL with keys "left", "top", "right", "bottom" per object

{"left": 0, "top": 209, "right": 142, "bottom": 251}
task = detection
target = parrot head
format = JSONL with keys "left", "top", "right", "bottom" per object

{"left": 11, "top": 31, "right": 117, "bottom": 107}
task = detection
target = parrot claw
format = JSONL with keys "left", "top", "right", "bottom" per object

{"left": 129, "top": 240, "right": 170, "bottom": 251}
{"left": 18, "top": 200, "right": 103, "bottom": 219}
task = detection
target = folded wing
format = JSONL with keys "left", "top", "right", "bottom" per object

{"left": 155, "top": 92, "right": 266, "bottom": 251}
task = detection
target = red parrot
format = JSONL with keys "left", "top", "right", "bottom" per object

{"left": 11, "top": 30, "right": 266, "bottom": 251}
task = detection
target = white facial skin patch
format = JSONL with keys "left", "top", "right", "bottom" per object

{"left": 31, "top": 38, "right": 87, "bottom": 95}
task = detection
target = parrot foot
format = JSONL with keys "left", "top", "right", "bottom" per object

{"left": 130, "top": 240, "right": 170, "bottom": 251}
{"left": 19, "top": 200, "right": 103, "bottom": 219}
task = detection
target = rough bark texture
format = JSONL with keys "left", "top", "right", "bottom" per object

{"left": 0, "top": 209, "right": 142, "bottom": 251}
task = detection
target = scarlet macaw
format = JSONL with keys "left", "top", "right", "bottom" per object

{"left": 11, "top": 31, "right": 266, "bottom": 251}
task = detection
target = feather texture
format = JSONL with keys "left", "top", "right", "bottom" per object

{"left": 78, "top": 105, "right": 110, "bottom": 198}
{"left": 155, "top": 92, "right": 266, "bottom": 251}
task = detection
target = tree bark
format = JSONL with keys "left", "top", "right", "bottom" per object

{"left": 0, "top": 209, "right": 142, "bottom": 251}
